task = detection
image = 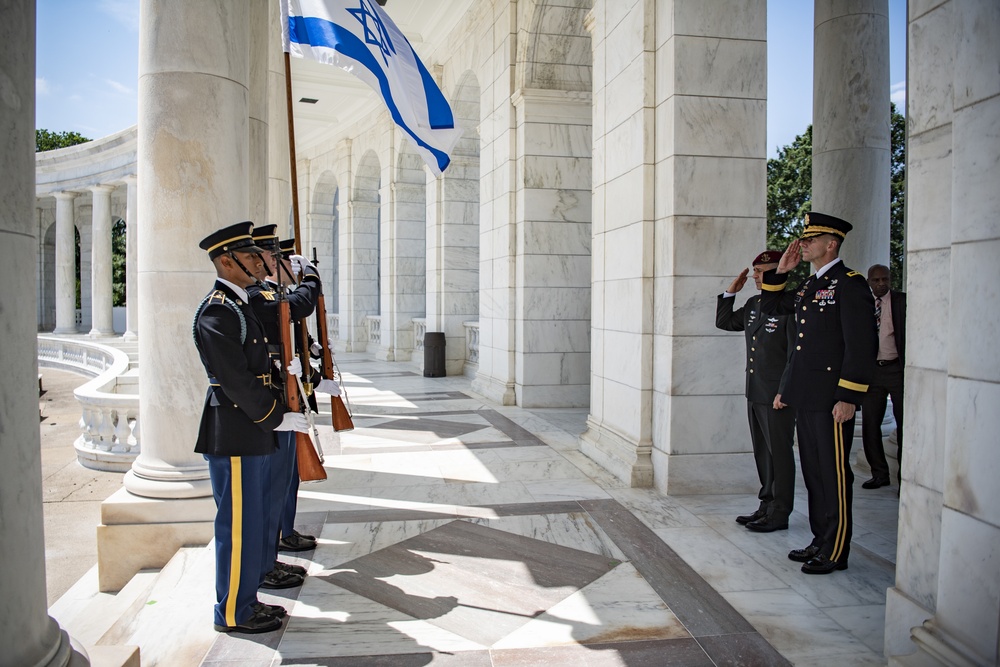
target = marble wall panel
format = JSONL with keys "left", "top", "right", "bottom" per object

{"left": 601, "top": 329, "right": 652, "bottom": 391}
{"left": 671, "top": 0, "right": 766, "bottom": 41}
{"left": 604, "top": 56, "right": 649, "bottom": 132}
{"left": 440, "top": 224, "right": 479, "bottom": 250}
{"left": 520, "top": 383, "right": 590, "bottom": 409}
{"left": 909, "top": 0, "right": 948, "bottom": 20}
{"left": 902, "top": 367, "right": 946, "bottom": 492}
{"left": 665, "top": 97, "right": 765, "bottom": 159}
{"left": 603, "top": 225, "right": 652, "bottom": 283}
{"left": 442, "top": 250, "right": 480, "bottom": 278}
{"left": 521, "top": 319, "right": 590, "bottom": 354}
{"left": 656, "top": 276, "right": 749, "bottom": 337}
{"left": 660, "top": 216, "right": 765, "bottom": 278}
{"left": 603, "top": 277, "right": 650, "bottom": 335}
{"left": 947, "top": 239, "right": 1000, "bottom": 382}
{"left": 527, "top": 65, "right": 593, "bottom": 94}
{"left": 521, "top": 253, "right": 590, "bottom": 288}
{"left": 523, "top": 156, "right": 591, "bottom": 190}
{"left": 524, "top": 123, "right": 592, "bottom": 158}
{"left": 520, "top": 351, "right": 591, "bottom": 386}
{"left": 604, "top": 1, "right": 645, "bottom": 82}
{"left": 934, "top": 508, "right": 1000, "bottom": 661}
{"left": 658, "top": 334, "right": 744, "bottom": 396}
{"left": 522, "top": 220, "right": 591, "bottom": 255}
{"left": 904, "top": 248, "right": 950, "bottom": 372}
{"left": 662, "top": 155, "right": 765, "bottom": 219}
{"left": 943, "top": 377, "right": 1000, "bottom": 527}
{"left": 600, "top": 375, "right": 652, "bottom": 438}
{"left": 905, "top": 124, "right": 953, "bottom": 252}
{"left": 952, "top": 0, "right": 1000, "bottom": 111}
{"left": 907, "top": 3, "right": 953, "bottom": 136}
{"left": 653, "top": 394, "right": 750, "bottom": 457}
{"left": 604, "top": 167, "right": 653, "bottom": 231}
{"left": 669, "top": 36, "right": 766, "bottom": 99}
{"left": 603, "top": 0, "right": 639, "bottom": 43}
{"left": 651, "top": 449, "right": 758, "bottom": 495}
{"left": 532, "top": 5, "right": 591, "bottom": 35}
{"left": 524, "top": 34, "right": 591, "bottom": 71}
{"left": 523, "top": 287, "right": 591, "bottom": 320}
{"left": 604, "top": 109, "right": 653, "bottom": 181}
{"left": 894, "top": 481, "right": 942, "bottom": 612}
{"left": 951, "top": 97, "right": 1000, "bottom": 244}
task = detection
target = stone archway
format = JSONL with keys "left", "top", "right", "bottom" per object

{"left": 342, "top": 150, "right": 381, "bottom": 352}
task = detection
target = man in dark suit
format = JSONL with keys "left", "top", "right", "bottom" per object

{"left": 193, "top": 221, "right": 309, "bottom": 634}
{"left": 760, "top": 212, "right": 877, "bottom": 575}
{"left": 716, "top": 250, "right": 796, "bottom": 532}
{"left": 860, "top": 264, "right": 906, "bottom": 489}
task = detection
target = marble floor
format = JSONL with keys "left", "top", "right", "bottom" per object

{"left": 200, "top": 355, "right": 898, "bottom": 666}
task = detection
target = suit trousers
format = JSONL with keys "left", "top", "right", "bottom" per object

{"left": 861, "top": 362, "right": 904, "bottom": 483}
{"left": 280, "top": 444, "right": 301, "bottom": 538}
{"left": 795, "top": 410, "right": 855, "bottom": 564}
{"left": 747, "top": 401, "right": 796, "bottom": 520}
{"left": 207, "top": 454, "right": 268, "bottom": 627}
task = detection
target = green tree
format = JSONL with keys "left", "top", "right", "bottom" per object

{"left": 36, "top": 128, "right": 90, "bottom": 152}
{"left": 112, "top": 217, "right": 127, "bottom": 306}
{"left": 766, "top": 108, "right": 906, "bottom": 289}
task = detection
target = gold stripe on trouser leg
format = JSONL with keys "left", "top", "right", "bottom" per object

{"left": 831, "top": 422, "right": 847, "bottom": 561}
{"left": 225, "top": 457, "right": 244, "bottom": 627}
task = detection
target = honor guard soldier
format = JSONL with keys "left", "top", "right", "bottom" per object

{"left": 717, "top": 250, "right": 797, "bottom": 533}
{"left": 193, "top": 221, "right": 309, "bottom": 633}
{"left": 760, "top": 212, "right": 877, "bottom": 575}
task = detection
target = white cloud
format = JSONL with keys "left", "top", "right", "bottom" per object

{"left": 105, "top": 79, "right": 134, "bottom": 95}
{"left": 98, "top": 0, "right": 140, "bottom": 32}
{"left": 890, "top": 80, "right": 906, "bottom": 111}
{"left": 36, "top": 77, "right": 50, "bottom": 95}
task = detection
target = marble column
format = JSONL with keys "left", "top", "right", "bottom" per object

{"left": 249, "top": 0, "right": 268, "bottom": 225}
{"left": 812, "top": 0, "right": 890, "bottom": 272}
{"left": 267, "top": 0, "right": 290, "bottom": 230}
{"left": 89, "top": 184, "right": 115, "bottom": 336}
{"left": 892, "top": 2, "right": 1000, "bottom": 665}
{"left": 378, "top": 177, "right": 426, "bottom": 362}
{"left": 97, "top": 0, "right": 250, "bottom": 593}
{"left": 0, "top": 1, "right": 85, "bottom": 664}
{"left": 53, "top": 191, "right": 78, "bottom": 334}
{"left": 123, "top": 176, "right": 139, "bottom": 340}
{"left": 582, "top": 0, "right": 767, "bottom": 491}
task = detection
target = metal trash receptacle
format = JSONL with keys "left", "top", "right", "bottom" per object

{"left": 423, "top": 332, "right": 446, "bottom": 377}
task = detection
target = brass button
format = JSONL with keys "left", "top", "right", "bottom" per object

{"left": 827, "top": 367, "right": 832, "bottom": 371}
{"left": 799, "top": 333, "right": 804, "bottom": 338}
{"left": 751, "top": 347, "right": 756, "bottom": 351}
{"left": 233, "top": 404, "right": 238, "bottom": 408}
{"left": 750, "top": 369, "right": 754, "bottom": 373}
{"left": 802, "top": 306, "right": 807, "bottom": 311}
{"left": 750, "top": 358, "right": 754, "bottom": 362}
{"left": 796, "top": 345, "right": 801, "bottom": 350}
{"left": 801, "top": 319, "right": 806, "bottom": 324}
{"left": 253, "top": 338, "right": 257, "bottom": 343}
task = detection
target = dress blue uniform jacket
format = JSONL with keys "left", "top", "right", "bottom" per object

{"left": 194, "top": 280, "right": 285, "bottom": 456}
{"left": 716, "top": 293, "right": 795, "bottom": 404}
{"left": 760, "top": 261, "right": 877, "bottom": 411}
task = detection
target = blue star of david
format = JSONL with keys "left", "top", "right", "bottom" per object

{"left": 346, "top": 0, "right": 395, "bottom": 66}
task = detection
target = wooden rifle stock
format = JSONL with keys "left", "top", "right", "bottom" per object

{"left": 277, "top": 289, "right": 327, "bottom": 482}
{"left": 312, "top": 249, "right": 354, "bottom": 432}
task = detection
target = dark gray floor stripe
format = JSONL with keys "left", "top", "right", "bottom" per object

{"left": 323, "top": 500, "right": 586, "bottom": 524}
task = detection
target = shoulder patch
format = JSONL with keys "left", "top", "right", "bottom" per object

{"left": 846, "top": 271, "right": 862, "bottom": 277}
{"left": 208, "top": 290, "right": 226, "bottom": 304}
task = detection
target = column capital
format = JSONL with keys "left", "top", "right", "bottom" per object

{"left": 53, "top": 190, "right": 79, "bottom": 201}
{"left": 121, "top": 173, "right": 138, "bottom": 185}
{"left": 89, "top": 183, "right": 116, "bottom": 195}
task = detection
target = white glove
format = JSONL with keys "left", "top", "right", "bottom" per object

{"left": 290, "top": 254, "right": 314, "bottom": 276}
{"left": 316, "top": 378, "right": 341, "bottom": 396}
{"left": 275, "top": 411, "right": 309, "bottom": 432}
{"left": 310, "top": 341, "right": 322, "bottom": 356}
{"left": 286, "top": 356, "right": 302, "bottom": 378}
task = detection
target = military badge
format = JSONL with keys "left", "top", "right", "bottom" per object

{"left": 816, "top": 289, "right": 835, "bottom": 300}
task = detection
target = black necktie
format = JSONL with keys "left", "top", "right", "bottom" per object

{"left": 875, "top": 297, "right": 882, "bottom": 332}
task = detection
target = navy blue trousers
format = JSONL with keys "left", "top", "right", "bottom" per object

{"left": 207, "top": 454, "right": 267, "bottom": 627}
{"left": 280, "top": 444, "right": 301, "bottom": 538}
{"left": 261, "top": 431, "right": 296, "bottom": 583}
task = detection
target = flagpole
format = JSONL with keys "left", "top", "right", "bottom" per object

{"left": 284, "top": 51, "right": 303, "bottom": 253}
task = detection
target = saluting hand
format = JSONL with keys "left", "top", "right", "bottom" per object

{"left": 777, "top": 240, "right": 802, "bottom": 274}
{"left": 726, "top": 268, "right": 749, "bottom": 294}
{"left": 832, "top": 401, "right": 856, "bottom": 424}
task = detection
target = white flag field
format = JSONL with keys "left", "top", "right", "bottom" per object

{"left": 280, "top": 0, "right": 462, "bottom": 175}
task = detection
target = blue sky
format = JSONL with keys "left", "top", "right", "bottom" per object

{"left": 35, "top": 1, "right": 907, "bottom": 158}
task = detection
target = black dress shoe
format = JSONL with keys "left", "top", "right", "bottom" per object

{"left": 801, "top": 554, "right": 848, "bottom": 574}
{"left": 746, "top": 517, "right": 789, "bottom": 533}
{"left": 735, "top": 508, "right": 767, "bottom": 525}
{"left": 261, "top": 569, "right": 304, "bottom": 590}
{"left": 274, "top": 560, "right": 307, "bottom": 577}
{"left": 278, "top": 532, "right": 317, "bottom": 552}
{"left": 788, "top": 544, "right": 821, "bottom": 562}
{"left": 252, "top": 601, "right": 287, "bottom": 618}
{"left": 214, "top": 609, "right": 282, "bottom": 634}
{"left": 862, "top": 477, "right": 890, "bottom": 489}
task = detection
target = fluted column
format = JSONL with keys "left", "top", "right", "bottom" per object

{"left": 1, "top": 1, "right": 85, "bottom": 664}
{"left": 53, "top": 191, "right": 78, "bottom": 334}
{"left": 812, "top": 0, "right": 890, "bottom": 272}
{"left": 267, "top": 0, "right": 290, "bottom": 230}
{"left": 123, "top": 175, "right": 139, "bottom": 340}
{"left": 89, "top": 184, "right": 115, "bottom": 336}
{"left": 126, "top": 0, "right": 250, "bottom": 499}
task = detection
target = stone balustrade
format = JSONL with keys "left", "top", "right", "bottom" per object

{"left": 37, "top": 335, "right": 140, "bottom": 472}
{"left": 329, "top": 313, "right": 340, "bottom": 342}
{"left": 464, "top": 320, "right": 479, "bottom": 368}
{"left": 365, "top": 315, "right": 382, "bottom": 349}
{"left": 412, "top": 318, "right": 427, "bottom": 352}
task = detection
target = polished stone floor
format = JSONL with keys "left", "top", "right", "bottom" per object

{"left": 201, "top": 354, "right": 898, "bottom": 666}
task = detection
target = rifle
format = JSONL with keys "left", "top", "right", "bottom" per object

{"left": 312, "top": 248, "right": 354, "bottom": 432}
{"left": 276, "top": 261, "right": 327, "bottom": 482}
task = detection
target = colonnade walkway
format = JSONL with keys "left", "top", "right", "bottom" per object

{"left": 193, "top": 353, "right": 897, "bottom": 666}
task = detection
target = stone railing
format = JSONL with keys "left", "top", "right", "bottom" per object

{"left": 37, "top": 335, "right": 140, "bottom": 472}
{"left": 365, "top": 315, "right": 382, "bottom": 349}
{"left": 412, "top": 318, "right": 427, "bottom": 352}
{"left": 329, "top": 313, "right": 339, "bottom": 342}
{"left": 464, "top": 321, "right": 480, "bottom": 367}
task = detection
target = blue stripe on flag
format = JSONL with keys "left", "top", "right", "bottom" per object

{"left": 289, "top": 14, "right": 452, "bottom": 172}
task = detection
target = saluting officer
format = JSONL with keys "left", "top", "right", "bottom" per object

{"left": 717, "top": 250, "right": 797, "bottom": 533}
{"left": 193, "top": 221, "right": 309, "bottom": 634}
{"left": 760, "top": 212, "right": 877, "bottom": 575}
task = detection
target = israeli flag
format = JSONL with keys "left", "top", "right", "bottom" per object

{"left": 280, "top": 0, "right": 462, "bottom": 175}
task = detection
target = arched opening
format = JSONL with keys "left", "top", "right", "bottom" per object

{"left": 347, "top": 150, "right": 381, "bottom": 351}
{"left": 311, "top": 171, "right": 340, "bottom": 313}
